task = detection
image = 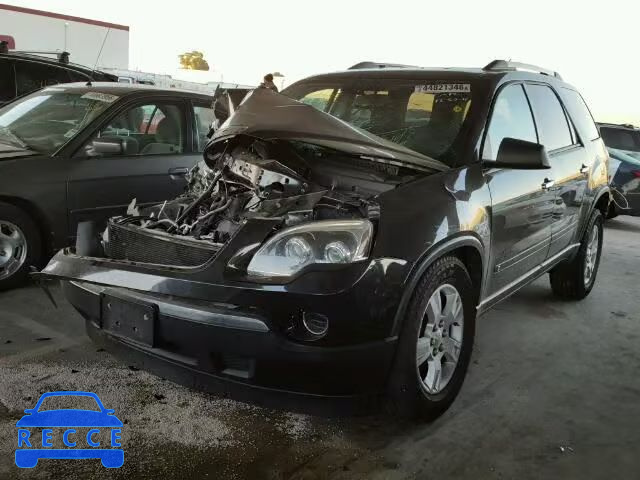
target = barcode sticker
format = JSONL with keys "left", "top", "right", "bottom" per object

{"left": 415, "top": 84, "right": 471, "bottom": 94}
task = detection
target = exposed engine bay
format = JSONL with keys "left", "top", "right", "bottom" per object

{"left": 98, "top": 87, "right": 447, "bottom": 268}
{"left": 102, "top": 135, "right": 425, "bottom": 267}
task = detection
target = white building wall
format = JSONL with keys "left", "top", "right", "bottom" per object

{"left": 0, "top": 5, "right": 129, "bottom": 69}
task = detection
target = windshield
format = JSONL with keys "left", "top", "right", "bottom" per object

{"left": 600, "top": 126, "right": 640, "bottom": 152}
{"left": 0, "top": 89, "right": 116, "bottom": 154}
{"left": 284, "top": 78, "right": 474, "bottom": 165}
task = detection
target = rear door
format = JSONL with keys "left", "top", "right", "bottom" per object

{"left": 525, "top": 83, "right": 587, "bottom": 258}
{"left": 66, "top": 97, "right": 199, "bottom": 237}
{"left": 484, "top": 83, "right": 555, "bottom": 296}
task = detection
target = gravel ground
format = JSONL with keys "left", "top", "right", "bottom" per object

{"left": 1, "top": 217, "right": 640, "bottom": 479}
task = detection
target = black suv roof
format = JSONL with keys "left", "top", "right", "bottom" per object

{"left": 291, "top": 59, "right": 572, "bottom": 90}
{"left": 0, "top": 49, "right": 117, "bottom": 82}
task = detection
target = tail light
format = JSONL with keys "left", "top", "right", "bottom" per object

{"left": 632, "top": 170, "right": 640, "bottom": 178}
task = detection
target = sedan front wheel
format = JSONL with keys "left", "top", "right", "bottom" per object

{"left": 0, "top": 202, "right": 42, "bottom": 291}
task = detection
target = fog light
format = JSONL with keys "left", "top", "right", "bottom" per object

{"left": 302, "top": 312, "right": 329, "bottom": 336}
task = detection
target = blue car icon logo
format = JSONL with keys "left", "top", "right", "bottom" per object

{"left": 15, "top": 391, "right": 123, "bottom": 468}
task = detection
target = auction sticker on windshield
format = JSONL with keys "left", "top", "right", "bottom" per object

{"left": 81, "top": 92, "right": 119, "bottom": 103}
{"left": 416, "top": 84, "right": 471, "bottom": 93}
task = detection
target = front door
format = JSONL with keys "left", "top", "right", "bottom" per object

{"left": 525, "top": 84, "right": 587, "bottom": 258}
{"left": 483, "top": 83, "right": 555, "bottom": 295}
{"left": 66, "top": 99, "right": 199, "bottom": 238}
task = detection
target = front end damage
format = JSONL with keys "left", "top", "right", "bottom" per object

{"left": 41, "top": 88, "right": 445, "bottom": 407}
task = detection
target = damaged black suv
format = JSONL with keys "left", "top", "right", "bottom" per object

{"left": 42, "top": 60, "right": 610, "bottom": 420}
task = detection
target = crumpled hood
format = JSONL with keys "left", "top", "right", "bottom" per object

{"left": 209, "top": 88, "right": 448, "bottom": 172}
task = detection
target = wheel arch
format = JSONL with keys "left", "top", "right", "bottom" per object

{"left": 390, "top": 234, "right": 485, "bottom": 337}
{"left": 576, "top": 187, "right": 610, "bottom": 240}
{"left": 0, "top": 195, "right": 53, "bottom": 256}
{"left": 593, "top": 187, "right": 611, "bottom": 217}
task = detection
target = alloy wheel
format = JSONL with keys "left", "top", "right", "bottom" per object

{"left": 416, "top": 284, "right": 464, "bottom": 394}
{"left": 0, "top": 221, "right": 27, "bottom": 280}
{"left": 583, "top": 223, "right": 600, "bottom": 286}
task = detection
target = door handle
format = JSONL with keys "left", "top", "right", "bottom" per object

{"left": 541, "top": 178, "right": 555, "bottom": 190}
{"left": 168, "top": 167, "right": 189, "bottom": 175}
{"left": 580, "top": 164, "right": 589, "bottom": 174}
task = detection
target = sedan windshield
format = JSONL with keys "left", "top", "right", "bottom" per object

{"left": 284, "top": 78, "right": 474, "bottom": 165}
{"left": 0, "top": 89, "right": 116, "bottom": 154}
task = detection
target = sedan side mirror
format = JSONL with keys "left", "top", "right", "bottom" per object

{"left": 491, "top": 137, "right": 551, "bottom": 170}
{"left": 91, "top": 138, "right": 123, "bottom": 155}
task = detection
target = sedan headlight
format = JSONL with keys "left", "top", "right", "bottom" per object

{"left": 247, "top": 219, "right": 374, "bottom": 278}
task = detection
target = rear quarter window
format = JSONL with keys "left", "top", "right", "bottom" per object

{"left": 559, "top": 88, "right": 600, "bottom": 141}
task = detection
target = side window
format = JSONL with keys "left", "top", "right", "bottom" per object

{"left": 67, "top": 70, "right": 91, "bottom": 83}
{"left": 525, "top": 84, "right": 573, "bottom": 151}
{"left": 88, "top": 103, "right": 185, "bottom": 156}
{"left": 560, "top": 88, "right": 600, "bottom": 141}
{"left": 298, "top": 88, "right": 337, "bottom": 112}
{"left": 194, "top": 105, "right": 215, "bottom": 152}
{"left": 15, "top": 61, "right": 71, "bottom": 96}
{"left": 0, "top": 59, "right": 16, "bottom": 102}
{"left": 483, "top": 84, "right": 537, "bottom": 161}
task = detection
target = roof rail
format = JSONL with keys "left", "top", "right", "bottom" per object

{"left": 348, "top": 61, "right": 418, "bottom": 70}
{"left": 483, "top": 59, "right": 562, "bottom": 80}
{"left": 9, "top": 50, "right": 70, "bottom": 64}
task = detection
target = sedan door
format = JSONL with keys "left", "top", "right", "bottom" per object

{"left": 66, "top": 98, "right": 199, "bottom": 237}
{"left": 483, "top": 83, "right": 555, "bottom": 296}
{"left": 525, "top": 83, "right": 587, "bottom": 258}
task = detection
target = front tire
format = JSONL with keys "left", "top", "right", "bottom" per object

{"left": 386, "top": 256, "right": 476, "bottom": 421}
{"left": 549, "top": 209, "right": 603, "bottom": 300}
{"left": 0, "top": 202, "right": 42, "bottom": 291}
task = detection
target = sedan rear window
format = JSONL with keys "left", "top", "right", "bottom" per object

{"left": 285, "top": 79, "right": 474, "bottom": 164}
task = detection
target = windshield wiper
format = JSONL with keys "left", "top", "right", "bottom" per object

{"left": 0, "top": 126, "right": 29, "bottom": 149}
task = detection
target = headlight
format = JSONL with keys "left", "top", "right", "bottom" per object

{"left": 247, "top": 219, "right": 373, "bottom": 278}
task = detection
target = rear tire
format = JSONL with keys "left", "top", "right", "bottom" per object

{"left": 549, "top": 209, "right": 603, "bottom": 300}
{"left": 0, "top": 202, "right": 42, "bottom": 291}
{"left": 386, "top": 256, "right": 476, "bottom": 421}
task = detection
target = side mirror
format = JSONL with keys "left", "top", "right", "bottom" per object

{"left": 490, "top": 137, "right": 551, "bottom": 169}
{"left": 91, "top": 138, "right": 123, "bottom": 155}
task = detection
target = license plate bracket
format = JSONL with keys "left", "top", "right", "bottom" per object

{"left": 101, "top": 293, "right": 156, "bottom": 347}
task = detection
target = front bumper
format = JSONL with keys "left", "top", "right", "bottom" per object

{"left": 64, "top": 280, "right": 397, "bottom": 413}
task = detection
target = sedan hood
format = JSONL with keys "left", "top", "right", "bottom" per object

{"left": 210, "top": 88, "right": 448, "bottom": 172}
{"left": 0, "top": 142, "right": 37, "bottom": 158}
